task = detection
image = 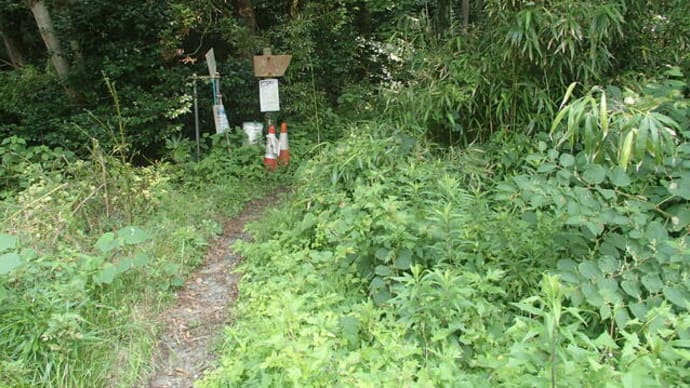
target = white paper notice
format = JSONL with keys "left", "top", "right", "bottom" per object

{"left": 259, "top": 78, "right": 280, "bottom": 112}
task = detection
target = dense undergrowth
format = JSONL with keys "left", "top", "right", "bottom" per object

{"left": 200, "top": 75, "right": 690, "bottom": 386}
{"left": 0, "top": 132, "right": 291, "bottom": 387}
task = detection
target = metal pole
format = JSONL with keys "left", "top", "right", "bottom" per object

{"left": 193, "top": 75, "right": 200, "bottom": 161}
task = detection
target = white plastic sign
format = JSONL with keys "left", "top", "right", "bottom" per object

{"left": 213, "top": 104, "right": 230, "bottom": 134}
{"left": 259, "top": 78, "right": 280, "bottom": 112}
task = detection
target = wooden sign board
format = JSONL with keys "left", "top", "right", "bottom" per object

{"left": 253, "top": 54, "right": 292, "bottom": 78}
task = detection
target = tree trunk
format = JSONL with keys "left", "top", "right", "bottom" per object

{"left": 28, "top": 0, "right": 71, "bottom": 80}
{"left": 27, "top": 0, "right": 82, "bottom": 103}
{"left": 461, "top": 0, "right": 470, "bottom": 31}
{"left": 0, "top": 23, "right": 26, "bottom": 68}
{"left": 433, "top": 0, "right": 451, "bottom": 37}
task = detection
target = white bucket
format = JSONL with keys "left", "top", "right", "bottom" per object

{"left": 242, "top": 122, "right": 263, "bottom": 145}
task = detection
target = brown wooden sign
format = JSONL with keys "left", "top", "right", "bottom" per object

{"left": 253, "top": 48, "right": 292, "bottom": 77}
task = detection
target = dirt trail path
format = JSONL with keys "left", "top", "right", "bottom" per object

{"left": 146, "top": 192, "right": 278, "bottom": 388}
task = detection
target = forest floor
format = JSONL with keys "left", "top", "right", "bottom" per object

{"left": 146, "top": 191, "right": 280, "bottom": 388}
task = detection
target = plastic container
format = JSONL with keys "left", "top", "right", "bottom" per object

{"left": 242, "top": 122, "right": 263, "bottom": 145}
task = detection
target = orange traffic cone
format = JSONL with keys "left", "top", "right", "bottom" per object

{"left": 278, "top": 122, "right": 290, "bottom": 166}
{"left": 263, "top": 124, "right": 279, "bottom": 171}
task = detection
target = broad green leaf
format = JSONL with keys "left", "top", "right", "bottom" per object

{"left": 668, "top": 177, "right": 690, "bottom": 200}
{"left": 374, "top": 248, "right": 389, "bottom": 261}
{"left": 95, "top": 232, "right": 119, "bottom": 254}
{"left": 370, "top": 276, "right": 385, "bottom": 290}
{"left": 557, "top": 259, "right": 578, "bottom": 272}
{"left": 599, "top": 303, "right": 612, "bottom": 320}
{"left": 621, "top": 279, "right": 641, "bottom": 299}
{"left": 116, "top": 258, "right": 134, "bottom": 274}
{"left": 578, "top": 261, "right": 600, "bottom": 279}
{"left": 594, "top": 331, "right": 617, "bottom": 348}
{"left": 133, "top": 252, "right": 149, "bottom": 267}
{"left": 614, "top": 308, "right": 631, "bottom": 329}
{"left": 0, "top": 252, "right": 23, "bottom": 275}
{"left": 585, "top": 221, "right": 604, "bottom": 236}
{"left": 374, "top": 265, "right": 393, "bottom": 277}
{"left": 582, "top": 282, "right": 604, "bottom": 306}
{"left": 300, "top": 213, "right": 317, "bottom": 232}
{"left": 117, "top": 226, "right": 151, "bottom": 245}
{"left": 668, "top": 204, "right": 690, "bottom": 231}
{"left": 629, "top": 302, "right": 648, "bottom": 320}
{"left": 0, "top": 234, "right": 17, "bottom": 253}
{"left": 645, "top": 221, "right": 668, "bottom": 242}
{"left": 641, "top": 274, "right": 663, "bottom": 293}
{"left": 582, "top": 164, "right": 606, "bottom": 185}
{"left": 94, "top": 263, "right": 117, "bottom": 285}
{"left": 598, "top": 256, "right": 618, "bottom": 274}
{"left": 537, "top": 163, "right": 556, "bottom": 173}
{"left": 394, "top": 249, "right": 412, "bottom": 270}
{"left": 559, "top": 153, "right": 575, "bottom": 167}
{"left": 608, "top": 166, "right": 631, "bottom": 187}
{"left": 373, "top": 290, "right": 391, "bottom": 305}
{"left": 339, "top": 316, "right": 360, "bottom": 345}
{"left": 663, "top": 286, "right": 688, "bottom": 309}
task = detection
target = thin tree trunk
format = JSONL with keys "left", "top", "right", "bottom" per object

{"left": 462, "top": 0, "right": 470, "bottom": 30}
{"left": 29, "top": 0, "right": 71, "bottom": 80}
{"left": 28, "top": 0, "right": 82, "bottom": 102}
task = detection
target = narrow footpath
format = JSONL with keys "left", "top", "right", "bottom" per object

{"left": 146, "top": 193, "right": 278, "bottom": 388}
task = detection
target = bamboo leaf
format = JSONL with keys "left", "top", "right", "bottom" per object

{"left": 559, "top": 82, "right": 578, "bottom": 110}
{"left": 600, "top": 92, "right": 608, "bottom": 138}
{"left": 619, "top": 130, "right": 635, "bottom": 169}
{"left": 551, "top": 106, "right": 570, "bottom": 135}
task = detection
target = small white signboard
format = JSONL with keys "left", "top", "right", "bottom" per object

{"left": 259, "top": 78, "right": 280, "bottom": 112}
{"left": 205, "top": 48, "right": 217, "bottom": 76}
{"left": 213, "top": 104, "right": 230, "bottom": 134}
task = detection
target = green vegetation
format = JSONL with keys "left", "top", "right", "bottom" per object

{"left": 0, "top": 130, "right": 286, "bottom": 386}
{"left": 1, "top": 0, "right": 689, "bottom": 387}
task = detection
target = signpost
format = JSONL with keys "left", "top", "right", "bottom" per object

{"left": 253, "top": 48, "right": 291, "bottom": 171}
{"left": 205, "top": 49, "right": 231, "bottom": 135}
{"left": 189, "top": 48, "right": 232, "bottom": 160}
{"left": 253, "top": 48, "right": 291, "bottom": 122}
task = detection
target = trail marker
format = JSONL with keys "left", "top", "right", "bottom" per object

{"left": 253, "top": 48, "right": 291, "bottom": 78}
{"left": 253, "top": 48, "right": 291, "bottom": 171}
{"left": 205, "top": 48, "right": 230, "bottom": 134}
